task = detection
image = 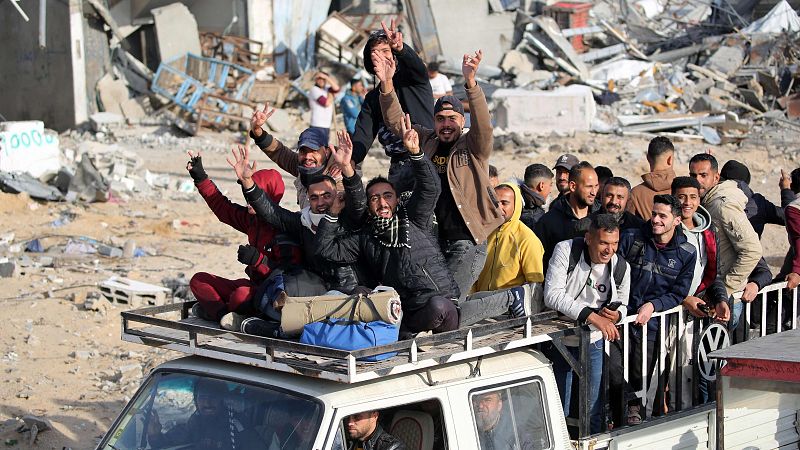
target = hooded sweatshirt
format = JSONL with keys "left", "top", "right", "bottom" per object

{"left": 472, "top": 183, "right": 545, "bottom": 292}
{"left": 681, "top": 205, "right": 716, "bottom": 296}
{"left": 627, "top": 167, "right": 676, "bottom": 220}
{"left": 196, "top": 169, "right": 301, "bottom": 283}
{"left": 518, "top": 183, "right": 547, "bottom": 230}
{"left": 702, "top": 180, "right": 762, "bottom": 295}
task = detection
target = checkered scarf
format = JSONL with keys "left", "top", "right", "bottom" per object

{"left": 370, "top": 205, "right": 411, "bottom": 248}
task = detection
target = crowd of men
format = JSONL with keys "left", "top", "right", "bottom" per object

{"left": 183, "top": 22, "right": 800, "bottom": 438}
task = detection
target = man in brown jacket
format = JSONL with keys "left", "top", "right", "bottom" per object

{"left": 374, "top": 49, "right": 504, "bottom": 297}
{"left": 627, "top": 137, "right": 677, "bottom": 220}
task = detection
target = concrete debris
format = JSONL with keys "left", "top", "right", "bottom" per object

{"left": 494, "top": 85, "right": 597, "bottom": 133}
{"left": 0, "top": 121, "right": 61, "bottom": 178}
{"left": 151, "top": 3, "right": 202, "bottom": 63}
{"left": 742, "top": 0, "right": 800, "bottom": 34}
{"left": 98, "top": 276, "right": 171, "bottom": 308}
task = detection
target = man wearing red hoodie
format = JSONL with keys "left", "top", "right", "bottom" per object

{"left": 627, "top": 137, "right": 677, "bottom": 221}
{"left": 186, "top": 151, "right": 300, "bottom": 322}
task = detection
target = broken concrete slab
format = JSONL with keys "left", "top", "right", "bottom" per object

{"left": 500, "top": 49, "right": 537, "bottom": 75}
{"left": 740, "top": 89, "right": 769, "bottom": 112}
{"left": 0, "top": 121, "right": 61, "bottom": 178}
{"left": 96, "top": 74, "right": 129, "bottom": 116}
{"left": 493, "top": 85, "right": 596, "bottom": 133}
{"left": 89, "top": 112, "right": 125, "bottom": 133}
{"left": 704, "top": 46, "right": 745, "bottom": 77}
{"left": 0, "top": 171, "right": 64, "bottom": 201}
{"left": 266, "top": 108, "right": 294, "bottom": 133}
{"left": 120, "top": 98, "right": 147, "bottom": 122}
{"left": 692, "top": 95, "right": 728, "bottom": 113}
{"left": 151, "top": 3, "right": 202, "bottom": 63}
{"left": 531, "top": 16, "right": 589, "bottom": 80}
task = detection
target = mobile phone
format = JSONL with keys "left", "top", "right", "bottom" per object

{"left": 605, "top": 301, "right": 622, "bottom": 311}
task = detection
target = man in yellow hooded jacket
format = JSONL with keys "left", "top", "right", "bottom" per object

{"left": 457, "top": 183, "right": 545, "bottom": 326}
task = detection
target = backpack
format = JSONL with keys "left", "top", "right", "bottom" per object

{"left": 566, "top": 237, "right": 627, "bottom": 292}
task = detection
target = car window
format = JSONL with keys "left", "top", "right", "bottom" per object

{"left": 339, "top": 399, "right": 449, "bottom": 450}
{"left": 470, "top": 380, "right": 551, "bottom": 450}
{"left": 100, "top": 371, "right": 322, "bottom": 450}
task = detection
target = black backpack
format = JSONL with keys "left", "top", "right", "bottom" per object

{"left": 566, "top": 237, "right": 627, "bottom": 292}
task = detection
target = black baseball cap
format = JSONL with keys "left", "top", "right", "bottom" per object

{"left": 434, "top": 95, "right": 464, "bottom": 116}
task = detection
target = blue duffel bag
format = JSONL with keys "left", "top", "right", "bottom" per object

{"left": 299, "top": 296, "right": 399, "bottom": 361}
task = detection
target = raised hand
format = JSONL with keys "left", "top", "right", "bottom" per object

{"left": 372, "top": 50, "right": 396, "bottom": 87}
{"left": 250, "top": 103, "right": 276, "bottom": 137}
{"left": 400, "top": 113, "right": 419, "bottom": 155}
{"left": 186, "top": 150, "right": 208, "bottom": 183}
{"left": 381, "top": 18, "right": 403, "bottom": 51}
{"left": 462, "top": 50, "right": 483, "bottom": 88}
{"left": 780, "top": 169, "right": 791, "bottom": 190}
{"left": 226, "top": 145, "right": 257, "bottom": 188}
{"left": 332, "top": 131, "right": 356, "bottom": 177}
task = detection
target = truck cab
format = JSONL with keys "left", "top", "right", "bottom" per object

{"left": 98, "top": 281, "right": 800, "bottom": 450}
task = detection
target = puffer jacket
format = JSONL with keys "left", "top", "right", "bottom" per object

{"left": 702, "top": 180, "right": 762, "bottom": 296}
{"left": 627, "top": 168, "right": 676, "bottom": 220}
{"left": 618, "top": 222, "right": 697, "bottom": 341}
{"left": 518, "top": 183, "right": 547, "bottom": 230}
{"left": 534, "top": 193, "right": 600, "bottom": 273}
{"left": 315, "top": 154, "right": 459, "bottom": 311}
{"left": 472, "top": 183, "right": 545, "bottom": 292}
{"left": 243, "top": 185, "right": 368, "bottom": 294}
{"left": 733, "top": 179, "right": 787, "bottom": 238}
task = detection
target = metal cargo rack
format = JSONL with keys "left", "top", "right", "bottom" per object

{"left": 121, "top": 301, "right": 569, "bottom": 384}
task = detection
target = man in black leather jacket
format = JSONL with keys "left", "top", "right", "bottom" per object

{"left": 344, "top": 410, "right": 405, "bottom": 450}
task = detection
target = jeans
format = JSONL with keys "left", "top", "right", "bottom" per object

{"left": 730, "top": 299, "right": 743, "bottom": 331}
{"left": 547, "top": 341, "right": 604, "bottom": 434}
{"left": 440, "top": 239, "right": 487, "bottom": 300}
{"left": 458, "top": 287, "right": 520, "bottom": 327}
{"left": 401, "top": 296, "right": 459, "bottom": 333}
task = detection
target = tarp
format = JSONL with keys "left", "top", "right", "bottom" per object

{"left": 272, "top": 0, "right": 332, "bottom": 75}
{"left": 743, "top": 0, "right": 800, "bottom": 34}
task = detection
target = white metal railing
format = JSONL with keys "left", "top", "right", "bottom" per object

{"left": 592, "top": 281, "right": 799, "bottom": 430}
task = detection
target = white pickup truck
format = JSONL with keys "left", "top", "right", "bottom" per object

{"left": 97, "top": 282, "right": 800, "bottom": 450}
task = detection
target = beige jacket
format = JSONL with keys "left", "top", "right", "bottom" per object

{"left": 703, "top": 180, "right": 763, "bottom": 295}
{"left": 379, "top": 84, "right": 503, "bottom": 244}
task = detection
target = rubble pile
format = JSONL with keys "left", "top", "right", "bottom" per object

{"left": 482, "top": 0, "right": 800, "bottom": 146}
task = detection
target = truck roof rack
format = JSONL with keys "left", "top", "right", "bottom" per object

{"left": 121, "top": 301, "right": 570, "bottom": 383}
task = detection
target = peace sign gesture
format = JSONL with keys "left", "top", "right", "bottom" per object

{"left": 400, "top": 113, "right": 420, "bottom": 155}
{"left": 250, "top": 103, "right": 276, "bottom": 137}
{"left": 380, "top": 18, "right": 403, "bottom": 51}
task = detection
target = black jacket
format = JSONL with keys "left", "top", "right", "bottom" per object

{"left": 734, "top": 180, "right": 793, "bottom": 238}
{"left": 518, "top": 184, "right": 546, "bottom": 231}
{"left": 575, "top": 209, "right": 645, "bottom": 235}
{"left": 243, "top": 184, "right": 369, "bottom": 294}
{"left": 316, "top": 154, "right": 459, "bottom": 311}
{"left": 351, "top": 44, "right": 434, "bottom": 163}
{"left": 749, "top": 257, "right": 773, "bottom": 290}
{"left": 348, "top": 425, "right": 406, "bottom": 450}
{"left": 534, "top": 193, "right": 600, "bottom": 272}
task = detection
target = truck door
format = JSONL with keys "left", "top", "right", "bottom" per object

{"left": 323, "top": 389, "right": 456, "bottom": 450}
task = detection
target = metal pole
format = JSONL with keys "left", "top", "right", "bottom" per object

{"left": 578, "top": 326, "right": 591, "bottom": 437}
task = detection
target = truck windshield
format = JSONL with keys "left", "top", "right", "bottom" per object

{"left": 100, "top": 371, "right": 321, "bottom": 450}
